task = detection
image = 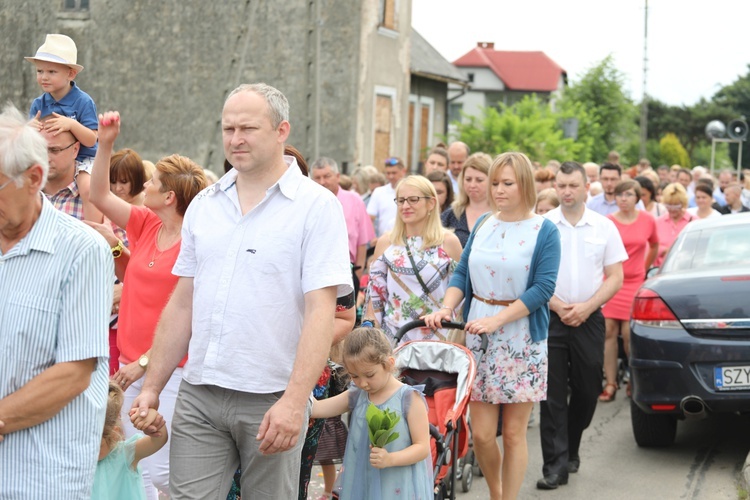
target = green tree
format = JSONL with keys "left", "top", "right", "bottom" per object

{"left": 659, "top": 133, "right": 690, "bottom": 168}
{"left": 713, "top": 65, "right": 750, "bottom": 168}
{"left": 454, "top": 94, "right": 584, "bottom": 163}
{"left": 559, "top": 55, "right": 639, "bottom": 163}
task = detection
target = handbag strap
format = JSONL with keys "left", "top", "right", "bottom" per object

{"left": 403, "top": 236, "right": 433, "bottom": 298}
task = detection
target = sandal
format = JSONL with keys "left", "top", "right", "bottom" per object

{"left": 598, "top": 383, "right": 618, "bottom": 402}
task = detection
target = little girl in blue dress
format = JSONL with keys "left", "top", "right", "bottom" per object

{"left": 91, "top": 381, "right": 168, "bottom": 499}
{"left": 312, "top": 327, "right": 433, "bottom": 499}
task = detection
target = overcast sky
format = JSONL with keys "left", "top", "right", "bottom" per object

{"left": 412, "top": 0, "right": 750, "bottom": 107}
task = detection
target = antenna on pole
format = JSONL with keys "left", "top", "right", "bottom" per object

{"left": 639, "top": 0, "right": 649, "bottom": 159}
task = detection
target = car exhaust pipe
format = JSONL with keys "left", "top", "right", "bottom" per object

{"left": 680, "top": 396, "right": 708, "bottom": 419}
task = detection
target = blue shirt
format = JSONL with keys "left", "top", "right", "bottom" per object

{"left": 587, "top": 192, "right": 645, "bottom": 216}
{"left": 0, "top": 196, "right": 112, "bottom": 499}
{"left": 29, "top": 81, "right": 98, "bottom": 161}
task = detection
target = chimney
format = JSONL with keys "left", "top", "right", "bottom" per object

{"left": 478, "top": 42, "right": 494, "bottom": 49}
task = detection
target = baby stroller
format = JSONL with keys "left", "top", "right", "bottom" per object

{"left": 394, "top": 320, "right": 488, "bottom": 500}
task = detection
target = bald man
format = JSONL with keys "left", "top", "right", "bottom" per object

{"left": 447, "top": 141, "right": 470, "bottom": 193}
{"left": 583, "top": 162, "right": 599, "bottom": 184}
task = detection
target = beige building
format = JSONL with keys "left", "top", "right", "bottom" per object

{"left": 3, "top": 0, "right": 423, "bottom": 174}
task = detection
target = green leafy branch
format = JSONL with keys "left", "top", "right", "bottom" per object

{"left": 366, "top": 402, "right": 400, "bottom": 448}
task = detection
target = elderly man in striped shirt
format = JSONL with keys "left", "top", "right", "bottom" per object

{"left": 0, "top": 104, "right": 113, "bottom": 499}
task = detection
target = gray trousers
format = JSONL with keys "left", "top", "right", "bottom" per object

{"left": 169, "top": 380, "right": 310, "bottom": 499}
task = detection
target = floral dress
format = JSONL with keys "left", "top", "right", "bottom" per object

{"left": 467, "top": 215, "right": 548, "bottom": 404}
{"left": 368, "top": 236, "right": 456, "bottom": 345}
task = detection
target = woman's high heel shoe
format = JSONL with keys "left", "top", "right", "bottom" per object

{"left": 598, "top": 382, "right": 618, "bottom": 402}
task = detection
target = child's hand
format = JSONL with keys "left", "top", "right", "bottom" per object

{"left": 129, "top": 408, "right": 164, "bottom": 433}
{"left": 369, "top": 446, "right": 393, "bottom": 469}
{"left": 28, "top": 111, "right": 43, "bottom": 131}
{"left": 44, "top": 113, "right": 75, "bottom": 135}
{"left": 98, "top": 111, "right": 121, "bottom": 145}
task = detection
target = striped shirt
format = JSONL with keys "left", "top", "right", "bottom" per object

{"left": 0, "top": 195, "right": 113, "bottom": 499}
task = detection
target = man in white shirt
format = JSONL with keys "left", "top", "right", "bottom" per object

{"left": 538, "top": 161, "right": 626, "bottom": 490}
{"left": 447, "top": 141, "right": 470, "bottom": 193}
{"left": 133, "top": 84, "right": 352, "bottom": 499}
{"left": 366, "top": 156, "right": 406, "bottom": 236}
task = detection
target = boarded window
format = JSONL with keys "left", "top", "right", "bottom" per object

{"left": 380, "top": 0, "right": 397, "bottom": 30}
{"left": 374, "top": 95, "right": 393, "bottom": 172}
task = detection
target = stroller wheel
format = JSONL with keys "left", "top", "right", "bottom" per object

{"left": 461, "top": 463, "right": 473, "bottom": 492}
{"left": 434, "top": 483, "right": 446, "bottom": 500}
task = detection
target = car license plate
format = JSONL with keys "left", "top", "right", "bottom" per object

{"left": 714, "top": 365, "right": 750, "bottom": 390}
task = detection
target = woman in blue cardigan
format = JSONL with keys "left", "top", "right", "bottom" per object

{"left": 424, "top": 152, "right": 561, "bottom": 500}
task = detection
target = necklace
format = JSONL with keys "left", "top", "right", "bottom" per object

{"left": 148, "top": 227, "right": 180, "bottom": 268}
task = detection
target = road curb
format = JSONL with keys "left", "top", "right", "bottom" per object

{"left": 743, "top": 450, "right": 750, "bottom": 493}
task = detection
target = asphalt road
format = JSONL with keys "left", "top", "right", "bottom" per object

{"left": 308, "top": 395, "right": 750, "bottom": 499}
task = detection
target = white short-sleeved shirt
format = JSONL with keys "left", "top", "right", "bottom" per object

{"left": 366, "top": 183, "right": 397, "bottom": 236}
{"left": 0, "top": 197, "right": 112, "bottom": 498}
{"left": 544, "top": 207, "right": 628, "bottom": 304}
{"left": 173, "top": 157, "right": 353, "bottom": 393}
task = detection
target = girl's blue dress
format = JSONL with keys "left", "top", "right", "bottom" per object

{"left": 337, "top": 384, "right": 433, "bottom": 499}
{"left": 91, "top": 434, "right": 146, "bottom": 500}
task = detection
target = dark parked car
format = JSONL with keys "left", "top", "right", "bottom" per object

{"left": 630, "top": 213, "right": 750, "bottom": 447}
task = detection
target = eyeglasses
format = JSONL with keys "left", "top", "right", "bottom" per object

{"left": 47, "top": 142, "right": 77, "bottom": 155}
{"left": 615, "top": 192, "right": 637, "bottom": 198}
{"left": 385, "top": 157, "right": 401, "bottom": 167}
{"left": 394, "top": 196, "right": 431, "bottom": 206}
{"left": 664, "top": 204, "right": 684, "bottom": 210}
{"left": 0, "top": 177, "right": 17, "bottom": 192}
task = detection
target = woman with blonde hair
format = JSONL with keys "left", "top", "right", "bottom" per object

{"left": 535, "top": 188, "right": 559, "bottom": 216}
{"left": 441, "top": 152, "right": 493, "bottom": 246}
{"left": 363, "top": 175, "right": 462, "bottom": 345}
{"left": 654, "top": 182, "right": 694, "bottom": 267}
{"left": 424, "top": 152, "right": 561, "bottom": 500}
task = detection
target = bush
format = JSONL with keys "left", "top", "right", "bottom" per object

{"left": 659, "top": 133, "right": 691, "bottom": 168}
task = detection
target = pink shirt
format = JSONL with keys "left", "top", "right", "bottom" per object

{"left": 336, "top": 187, "right": 375, "bottom": 262}
{"left": 654, "top": 211, "right": 695, "bottom": 267}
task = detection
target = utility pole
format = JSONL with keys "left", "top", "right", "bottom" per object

{"left": 639, "top": 0, "right": 649, "bottom": 159}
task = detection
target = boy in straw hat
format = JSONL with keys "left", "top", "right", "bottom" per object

{"left": 26, "top": 34, "right": 98, "bottom": 170}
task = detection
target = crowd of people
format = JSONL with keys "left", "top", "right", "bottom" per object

{"left": 2, "top": 33, "right": 750, "bottom": 500}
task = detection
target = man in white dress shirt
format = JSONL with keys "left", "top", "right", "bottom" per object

{"left": 367, "top": 156, "right": 406, "bottom": 236}
{"left": 133, "top": 83, "right": 353, "bottom": 499}
{"left": 537, "top": 161, "right": 626, "bottom": 490}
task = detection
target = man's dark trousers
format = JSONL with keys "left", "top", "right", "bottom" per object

{"left": 540, "top": 309, "right": 605, "bottom": 476}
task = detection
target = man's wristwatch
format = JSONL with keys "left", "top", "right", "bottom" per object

{"left": 138, "top": 354, "right": 149, "bottom": 369}
{"left": 111, "top": 240, "right": 124, "bottom": 259}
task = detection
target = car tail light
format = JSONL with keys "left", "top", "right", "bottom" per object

{"left": 631, "top": 288, "right": 681, "bottom": 328}
{"left": 651, "top": 404, "right": 677, "bottom": 411}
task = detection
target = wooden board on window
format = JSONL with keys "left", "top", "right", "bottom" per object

{"left": 420, "top": 104, "right": 430, "bottom": 162}
{"left": 408, "top": 102, "right": 415, "bottom": 171}
{"left": 382, "top": 0, "right": 396, "bottom": 30}
{"left": 374, "top": 95, "right": 392, "bottom": 172}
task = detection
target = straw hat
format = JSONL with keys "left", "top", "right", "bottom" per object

{"left": 25, "top": 34, "right": 84, "bottom": 73}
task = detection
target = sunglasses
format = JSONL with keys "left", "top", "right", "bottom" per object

{"left": 385, "top": 157, "right": 401, "bottom": 167}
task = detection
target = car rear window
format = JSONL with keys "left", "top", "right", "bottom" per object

{"left": 662, "top": 224, "right": 750, "bottom": 272}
